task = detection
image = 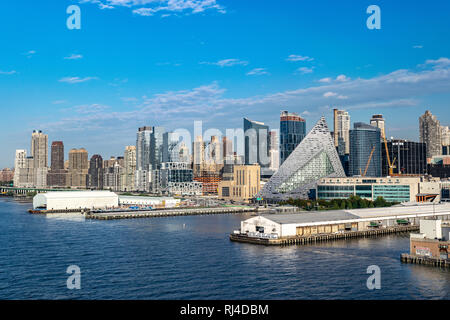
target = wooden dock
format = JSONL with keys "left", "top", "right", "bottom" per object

{"left": 400, "top": 253, "right": 450, "bottom": 268}
{"left": 86, "top": 206, "right": 255, "bottom": 220}
{"left": 230, "top": 225, "right": 419, "bottom": 246}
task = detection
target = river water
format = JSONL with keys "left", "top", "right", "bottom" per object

{"left": 0, "top": 198, "right": 449, "bottom": 300}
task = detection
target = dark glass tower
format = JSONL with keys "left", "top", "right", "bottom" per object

{"left": 88, "top": 154, "right": 104, "bottom": 189}
{"left": 279, "top": 111, "right": 306, "bottom": 165}
{"left": 349, "top": 123, "right": 381, "bottom": 177}
{"left": 382, "top": 139, "right": 427, "bottom": 176}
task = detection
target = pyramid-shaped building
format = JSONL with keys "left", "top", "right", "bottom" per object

{"left": 259, "top": 116, "right": 346, "bottom": 201}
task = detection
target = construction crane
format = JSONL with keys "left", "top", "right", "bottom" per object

{"left": 383, "top": 134, "right": 397, "bottom": 176}
{"left": 360, "top": 145, "right": 376, "bottom": 177}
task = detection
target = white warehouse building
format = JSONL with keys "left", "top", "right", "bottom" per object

{"left": 240, "top": 203, "right": 450, "bottom": 239}
{"left": 33, "top": 191, "right": 119, "bottom": 210}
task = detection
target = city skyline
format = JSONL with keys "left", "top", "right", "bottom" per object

{"left": 1, "top": 0, "right": 450, "bottom": 167}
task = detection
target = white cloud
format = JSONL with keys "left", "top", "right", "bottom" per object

{"left": 286, "top": 54, "right": 314, "bottom": 62}
{"left": 246, "top": 68, "right": 269, "bottom": 76}
{"left": 323, "top": 91, "right": 337, "bottom": 98}
{"left": 41, "top": 58, "right": 450, "bottom": 146}
{"left": 425, "top": 57, "right": 450, "bottom": 68}
{"left": 413, "top": 45, "right": 423, "bottom": 49}
{"left": 297, "top": 67, "right": 314, "bottom": 74}
{"left": 64, "top": 54, "right": 83, "bottom": 60}
{"left": 59, "top": 77, "right": 99, "bottom": 84}
{"left": 319, "top": 77, "right": 332, "bottom": 83}
{"left": 336, "top": 74, "right": 350, "bottom": 82}
{"left": 23, "top": 50, "right": 36, "bottom": 58}
{"left": 79, "top": 0, "right": 226, "bottom": 16}
{"left": 201, "top": 59, "right": 248, "bottom": 67}
{"left": 0, "top": 70, "right": 17, "bottom": 75}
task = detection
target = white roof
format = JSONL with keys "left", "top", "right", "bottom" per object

{"left": 258, "top": 203, "right": 450, "bottom": 226}
{"left": 38, "top": 191, "right": 118, "bottom": 199}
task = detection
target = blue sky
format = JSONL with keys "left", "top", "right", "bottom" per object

{"left": 1, "top": 0, "right": 450, "bottom": 167}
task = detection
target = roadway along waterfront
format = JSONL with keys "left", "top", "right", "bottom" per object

{"left": 1, "top": 198, "right": 450, "bottom": 300}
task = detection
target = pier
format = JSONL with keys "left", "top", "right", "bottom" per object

{"left": 86, "top": 206, "right": 255, "bottom": 220}
{"left": 230, "top": 225, "right": 419, "bottom": 246}
{"left": 400, "top": 253, "right": 450, "bottom": 268}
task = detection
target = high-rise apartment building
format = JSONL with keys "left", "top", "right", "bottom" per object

{"left": 333, "top": 109, "right": 351, "bottom": 155}
{"left": 349, "top": 123, "right": 382, "bottom": 177}
{"left": 47, "top": 141, "right": 67, "bottom": 187}
{"left": 370, "top": 114, "right": 386, "bottom": 139}
{"left": 135, "top": 126, "right": 152, "bottom": 192}
{"left": 122, "top": 146, "right": 136, "bottom": 192}
{"left": 87, "top": 154, "right": 104, "bottom": 189}
{"left": 68, "top": 148, "right": 89, "bottom": 188}
{"left": 13, "top": 150, "right": 30, "bottom": 187}
{"left": 420, "top": 110, "right": 442, "bottom": 160}
{"left": 31, "top": 130, "right": 48, "bottom": 168}
{"left": 31, "top": 130, "right": 48, "bottom": 187}
{"left": 279, "top": 111, "right": 306, "bottom": 165}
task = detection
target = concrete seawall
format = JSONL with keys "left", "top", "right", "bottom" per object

{"left": 230, "top": 225, "right": 419, "bottom": 246}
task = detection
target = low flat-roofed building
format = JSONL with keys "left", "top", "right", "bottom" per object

{"left": 317, "top": 176, "right": 441, "bottom": 203}
{"left": 239, "top": 203, "right": 450, "bottom": 238}
{"left": 33, "top": 191, "right": 119, "bottom": 210}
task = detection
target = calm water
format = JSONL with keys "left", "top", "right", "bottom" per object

{"left": 0, "top": 198, "right": 449, "bottom": 300}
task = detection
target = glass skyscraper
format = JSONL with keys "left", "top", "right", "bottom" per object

{"left": 382, "top": 139, "right": 427, "bottom": 176}
{"left": 279, "top": 111, "right": 306, "bottom": 165}
{"left": 244, "top": 118, "right": 270, "bottom": 170}
{"left": 151, "top": 126, "right": 165, "bottom": 170}
{"left": 349, "top": 123, "right": 381, "bottom": 177}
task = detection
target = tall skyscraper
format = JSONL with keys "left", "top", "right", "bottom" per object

{"left": 31, "top": 130, "right": 48, "bottom": 187}
{"left": 151, "top": 127, "right": 165, "bottom": 170}
{"left": 50, "top": 141, "right": 64, "bottom": 170}
{"left": 31, "top": 130, "right": 48, "bottom": 168}
{"left": 47, "top": 141, "right": 67, "bottom": 187}
{"left": 87, "top": 154, "right": 104, "bottom": 189}
{"left": 244, "top": 118, "right": 270, "bottom": 172}
{"left": 68, "top": 148, "right": 89, "bottom": 188}
{"left": 279, "top": 111, "right": 306, "bottom": 165}
{"left": 370, "top": 114, "right": 386, "bottom": 139}
{"left": 122, "top": 146, "right": 136, "bottom": 192}
{"left": 333, "top": 109, "right": 351, "bottom": 155}
{"left": 135, "top": 126, "right": 152, "bottom": 192}
{"left": 420, "top": 110, "right": 442, "bottom": 159}
{"left": 349, "top": 123, "right": 381, "bottom": 177}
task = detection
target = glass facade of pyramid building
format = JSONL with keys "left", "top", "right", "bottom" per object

{"left": 259, "top": 117, "right": 346, "bottom": 201}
